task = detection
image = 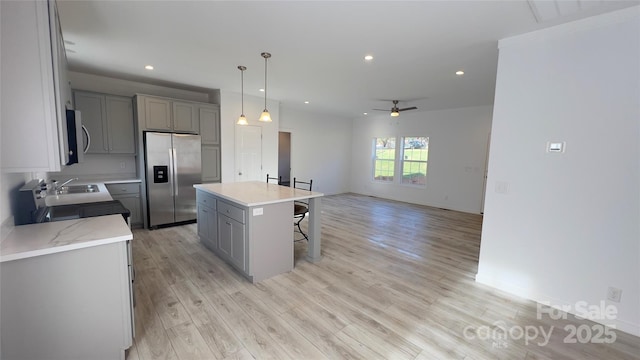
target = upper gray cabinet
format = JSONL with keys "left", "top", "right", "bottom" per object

{"left": 1, "top": 0, "right": 72, "bottom": 172}
{"left": 134, "top": 94, "right": 221, "bottom": 184}
{"left": 138, "top": 95, "right": 199, "bottom": 133}
{"left": 199, "top": 105, "right": 220, "bottom": 145}
{"left": 173, "top": 102, "right": 199, "bottom": 133}
{"left": 143, "top": 97, "right": 172, "bottom": 131}
{"left": 74, "top": 91, "right": 135, "bottom": 154}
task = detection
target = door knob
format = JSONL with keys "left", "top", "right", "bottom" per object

{"left": 238, "top": 172, "right": 243, "bottom": 175}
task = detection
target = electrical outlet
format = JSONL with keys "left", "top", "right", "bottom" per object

{"left": 607, "top": 287, "right": 622, "bottom": 302}
{"left": 120, "top": 162, "right": 126, "bottom": 169}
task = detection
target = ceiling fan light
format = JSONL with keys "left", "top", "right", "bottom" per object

{"left": 237, "top": 114, "right": 248, "bottom": 125}
{"left": 390, "top": 110, "right": 400, "bottom": 117}
{"left": 259, "top": 110, "right": 272, "bottom": 122}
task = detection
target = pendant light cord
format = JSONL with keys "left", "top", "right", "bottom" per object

{"left": 241, "top": 68, "right": 244, "bottom": 114}
{"left": 264, "top": 55, "right": 268, "bottom": 108}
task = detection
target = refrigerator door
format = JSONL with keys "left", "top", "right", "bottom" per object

{"left": 173, "top": 134, "right": 201, "bottom": 222}
{"left": 145, "top": 132, "right": 174, "bottom": 227}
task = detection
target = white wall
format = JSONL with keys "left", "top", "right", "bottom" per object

{"left": 279, "top": 107, "right": 352, "bottom": 195}
{"left": 350, "top": 106, "right": 492, "bottom": 213}
{"left": 219, "top": 91, "right": 279, "bottom": 183}
{"left": 477, "top": 7, "right": 640, "bottom": 336}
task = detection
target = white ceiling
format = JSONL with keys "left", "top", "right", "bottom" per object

{"left": 57, "top": 0, "right": 639, "bottom": 118}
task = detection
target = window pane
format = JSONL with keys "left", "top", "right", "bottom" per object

{"left": 401, "top": 136, "right": 428, "bottom": 185}
{"left": 374, "top": 137, "right": 396, "bottom": 181}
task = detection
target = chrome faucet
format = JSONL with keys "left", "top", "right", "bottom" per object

{"left": 55, "top": 178, "right": 78, "bottom": 190}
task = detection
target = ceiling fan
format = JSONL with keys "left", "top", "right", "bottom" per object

{"left": 373, "top": 100, "right": 418, "bottom": 117}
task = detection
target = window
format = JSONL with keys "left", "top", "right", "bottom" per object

{"left": 372, "top": 136, "right": 428, "bottom": 186}
{"left": 373, "top": 137, "right": 396, "bottom": 182}
{"left": 401, "top": 136, "right": 428, "bottom": 185}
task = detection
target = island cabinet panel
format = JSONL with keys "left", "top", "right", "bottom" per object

{"left": 195, "top": 189, "right": 294, "bottom": 282}
{"left": 196, "top": 190, "right": 217, "bottom": 251}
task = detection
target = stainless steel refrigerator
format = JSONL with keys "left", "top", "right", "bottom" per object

{"left": 144, "top": 132, "right": 201, "bottom": 228}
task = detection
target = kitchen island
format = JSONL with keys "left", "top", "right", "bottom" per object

{"left": 194, "top": 181, "right": 323, "bottom": 282}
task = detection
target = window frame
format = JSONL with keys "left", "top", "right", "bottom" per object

{"left": 399, "top": 136, "right": 428, "bottom": 187}
{"left": 371, "top": 135, "right": 428, "bottom": 187}
{"left": 372, "top": 137, "right": 397, "bottom": 183}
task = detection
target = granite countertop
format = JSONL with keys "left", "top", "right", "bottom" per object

{"left": 0, "top": 214, "right": 132, "bottom": 263}
{"left": 194, "top": 181, "right": 324, "bottom": 207}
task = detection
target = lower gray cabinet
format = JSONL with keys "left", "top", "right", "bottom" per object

{"left": 196, "top": 190, "right": 217, "bottom": 251}
{"left": 0, "top": 241, "right": 133, "bottom": 359}
{"left": 106, "top": 183, "right": 142, "bottom": 227}
{"left": 195, "top": 189, "right": 292, "bottom": 282}
{"left": 217, "top": 213, "right": 245, "bottom": 271}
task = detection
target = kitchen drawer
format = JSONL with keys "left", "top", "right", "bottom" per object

{"left": 197, "top": 191, "right": 217, "bottom": 210}
{"left": 105, "top": 183, "right": 140, "bottom": 195}
{"left": 217, "top": 200, "right": 245, "bottom": 224}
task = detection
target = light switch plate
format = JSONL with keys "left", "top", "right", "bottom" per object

{"left": 253, "top": 208, "right": 263, "bottom": 216}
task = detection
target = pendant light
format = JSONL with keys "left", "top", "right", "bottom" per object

{"left": 259, "top": 52, "right": 272, "bottom": 122}
{"left": 237, "top": 65, "right": 248, "bottom": 125}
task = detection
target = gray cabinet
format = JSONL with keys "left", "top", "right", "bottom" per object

{"left": 173, "top": 102, "right": 199, "bottom": 133}
{"left": 196, "top": 191, "right": 217, "bottom": 250}
{"left": 1, "top": 241, "right": 133, "bottom": 359}
{"left": 106, "top": 182, "right": 142, "bottom": 227}
{"left": 107, "top": 96, "right": 136, "bottom": 153}
{"left": 196, "top": 190, "right": 248, "bottom": 273}
{"left": 199, "top": 105, "right": 221, "bottom": 183}
{"left": 199, "top": 105, "right": 220, "bottom": 145}
{"left": 195, "top": 189, "right": 294, "bottom": 282}
{"left": 1, "top": 0, "right": 72, "bottom": 172}
{"left": 202, "top": 145, "right": 221, "bottom": 182}
{"left": 216, "top": 202, "right": 246, "bottom": 272}
{"left": 74, "top": 91, "right": 135, "bottom": 154}
{"left": 143, "top": 96, "right": 172, "bottom": 131}
{"left": 139, "top": 95, "right": 200, "bottom": 133}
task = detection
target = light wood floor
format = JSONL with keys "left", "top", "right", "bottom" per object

{"left": 126, "top": 193, "right": 640, "bottom": 360}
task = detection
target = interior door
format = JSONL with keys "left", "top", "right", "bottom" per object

{"left": 235, "top": 126, "right": 262, "bottom": 182}
{"left": 173, "top": 134, "right": 201, "bottom": 222}
{"left": 278, "top": 131, "right": 291, "bottom": 185}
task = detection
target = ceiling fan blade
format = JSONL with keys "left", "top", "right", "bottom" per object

{"left": 372, "top": 109, "right": 390, "bottom": 111}
{"left": 398, "top": 107, "right": 418, "bottom": 112}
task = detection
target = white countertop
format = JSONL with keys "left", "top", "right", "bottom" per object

{"left": 0, "top": 214, "right": 132, "bottom": 263}
{"left": 44, "top": 182, "right": 113, "bottom": 206}
{"left": 194, "top": 181, "right": 324, "bottom": 207}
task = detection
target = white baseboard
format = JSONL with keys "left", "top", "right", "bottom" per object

{"left": 475, "top": 272, "right": 640, "bottom": 337}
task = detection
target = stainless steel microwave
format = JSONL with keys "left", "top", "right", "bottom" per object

{"left": 65, "top": 109, "right": 87, "bottom": 165}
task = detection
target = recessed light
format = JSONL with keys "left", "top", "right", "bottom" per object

{"left": 259, "top": 88, "right": 265, "bottom": 92}
{"left": 364, "top": 55, "right": 373, "bottom": 61}
{"left": 456, "top": 70, "right": 464, "bottom": 75}
{"left": 304, "top": 101, "right": 309, "bottom": 104}
{"left": 363, "top": 112, "right": 368, "bottom": 115}
{"left": 145, "top": 65, "right": 154, "bottom": 70}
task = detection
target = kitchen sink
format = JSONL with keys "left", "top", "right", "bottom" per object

{"left": 55, "top": 184, "right": 100, "bottom": 195}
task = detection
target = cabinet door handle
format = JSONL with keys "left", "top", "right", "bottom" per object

{"left": 226, "top": 221, "right": 231, "bottom": 226}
